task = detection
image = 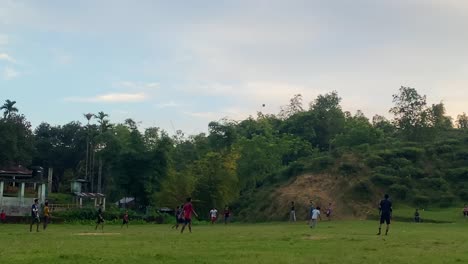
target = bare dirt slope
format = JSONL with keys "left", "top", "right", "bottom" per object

{"left": 267, "top": 174, "right": 377, "bottom": 221}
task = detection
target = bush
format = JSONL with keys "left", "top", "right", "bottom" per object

{"left": 420, "top": 178, "right": 448, "bottom": 191}
{"left": 339, "top": 162, "right": 360, "bottom": 176}
{"left": 371, "top": 174, "right": 398, "bottom": 186}
{"left": 439, "top": 194, "right": 455, "bottom": 208}
{"left": 389, "top": 184, "right": 409, "bottom": 200}
{"left": 349, "top": 180, "right": 373, "bottom": 202}
{"left": 365, "top": 155, "right": 385, "bottom": 167}
{"left": 413, "top": 195, "right": 430, "bottom": 208}
{"left": 457, "top": 189, "right": 468, "bottom": 201}
{"left": 394, "top": 147, "right": 424, "bottom": 161}
{"left": 446, "top": 168, "right": 468, "bottom": 181}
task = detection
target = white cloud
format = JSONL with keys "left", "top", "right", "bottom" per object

{"left": 0, "top": 53, "right": 16, "bottom": 63}
{"left": 116, "top": 81, "right": 159, "bottom": 90}
{"left": 183, "top": 111, "right": 220, "bottom": 119}
{"left": 155, "top": 101, "right": 182, "bottom": 109}
{"left": 2, "top": 67, "right": 19, "bottom": 80}
{"left": 65, "top": 92, "right": 148, "bottom": 103}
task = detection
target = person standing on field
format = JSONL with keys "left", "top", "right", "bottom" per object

{"left": 0, "top": 209, "right": 6, "bottom": 223}
{"left": 463, "top": 204, "right": 468, "bottom": 218}
{"left": 30, "top": 199, "right": 40, "bottom": 232}
{"left": 181, "top": 198, "right": 198, "bottom": 234}
{"left": 43, "top": 202, "right": 51, "bottom": 230}
{"left": 289, "top": 201, "right": 296, "bottom": 222}
{"left": 377, "top": 194, "right": 392, "bottom": 236}
{"left": 325, "top": 203, "right": 333, "bottom": 221}
{"left": 310, "top": 206, "right": 321, "bottom": 228}
{"left": 224, "top": 206, "right": 231, "bottom": 224}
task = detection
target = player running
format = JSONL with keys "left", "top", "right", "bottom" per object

{"left": 223, "top": 206, "right": 231, "bottom": 224}
{"left": 377, "top": 194, "right": 392, "bottom": 236}
{"left": 180, "top": 198, "right": 198, "bottom": 234}
{"left": 121, "top": 210, "right": 129, "bottom": 229}
{"left": 325, "top": 203, "right": 333, "bottom": 221}
{"left": 30, "top": 199, "right": 40, "bottom": 232}
{"left": 310, "top": 206, "right": 321, "bottom": 228}
{"left": 209, "top": 207, "right": 218, "bottom": 224}
{"left": 463, "top": 204, "right": 468, "bottom": 218}
{"left": 95, "top": 204, "right": 105, "bottom": 231}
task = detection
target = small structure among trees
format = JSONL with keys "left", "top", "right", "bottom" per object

{"left": 0, "top": 166, "right": 47, "bottom": 216}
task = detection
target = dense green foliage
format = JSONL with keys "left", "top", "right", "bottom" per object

{"left": 1, "top": 86, "right": 467, "bottom": 219}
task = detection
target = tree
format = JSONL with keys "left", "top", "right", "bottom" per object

{"left": 1, "top": 99, "right": 19, "bottom": 119}
{"left": 309, "top": 91, "right": 346, "bottom": 149}
{"left": 389, "top": 86, "right": 427, "bottom": 131}
{"left": 279, "top": 94, "right": 304, "bottom": 119}
{"left": 192, "top": 151, "right": 239, "bottom": 216}
{"left": 456, "top": 113, "right": 468, "bottom": 129}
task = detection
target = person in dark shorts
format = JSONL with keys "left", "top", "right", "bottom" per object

{"left": 224, "top": 206, "right": 231, "bottom": 224}
{"left": 43, "top": 202, "right": 51, "bottom": 230}
{"left": 172, "top": 205, "right": 182, "bottom": 229}
{"left": 95, "top": 204, "right": 105, "bottom": 230}
{"left": 30, "top": 199, "right": 40, "bottom": 232}
{"left": 289, "top": 202, "right": 296, "bottom": 222}
{"left": 377, "top": 194, "right": 392, "bottom": 236}
{"left": 181, "top": 198, "right": 198, "bottom": 234}
{"left": 463, "top": 204, "right": 468, "bottom": 218}
{"left": 121, "top": 210, "right": 129, "bottom": 229}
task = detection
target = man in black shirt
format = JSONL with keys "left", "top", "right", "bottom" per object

{"left": 377, "top": 194, "right": 392, "bottom": 236}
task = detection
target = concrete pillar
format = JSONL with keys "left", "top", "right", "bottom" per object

{"left": 79, "top": 197, "right": 82, "bottom": 208}
{"left": 102, "top": 197, "right": 106, "bottom": 211}
{"left": 48, "top": 168, "right": 53, "bottom": 194}
{"left": 94, "top": 198, "right": 97, "bottom": 207}
{"left": 0, "top": 181, "right": 3, "bottom": 206}
{"left": 20, "top": 182, "right": 25, "bottom": 206}
{"left": 40, "top": 183, "right": 46, "bottom": 203}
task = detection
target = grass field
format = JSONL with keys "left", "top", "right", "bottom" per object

{"left": 0, "top": 217, "right": 467, "bottom": 264}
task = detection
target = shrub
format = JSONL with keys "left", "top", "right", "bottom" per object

{"left": 420, "top": 178, "right": 448, "bottom": 191}
{"left": 349, "top": 180, "right": 373, "bottom": 202}
{"left": 458, "top": 189, "right": 468, "bottom": 201}
{"left": 446, "top": 168, "right": 468, "bottom": 181}
{"left": 439, "top": 194, "right": 456, "bottom": 208}
{"left": 365, "top": 154, "right": 385, "bottom": 167}
{"left": 339, "top": 162, "right": 360, "bottom": 176}
{"left": 413, "top": 195, "right": 430, "bottom": 208}
{"left": 389, "top": 184, "right": 409, "bottom": 200}
{"left": 371, "top": 174, "right": 398, "bottom": 186}
{"left": 395, "top": 147, "right": 424, "bottom": 161}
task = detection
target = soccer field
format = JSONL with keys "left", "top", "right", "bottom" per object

{"left": 0, "top": 220, "right": 467, "bottom": 264}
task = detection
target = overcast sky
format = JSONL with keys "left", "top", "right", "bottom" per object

{"left": 1, "top": 0, "right": 467, "bottom": 134}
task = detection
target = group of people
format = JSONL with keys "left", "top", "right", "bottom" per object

{"left": 288, "top": 201, "right": 333, "bottom": 228}
{"left": 172, "top": 197, "right": 199, "bottom": 233}
{"left": 29, "top": 198, "right": 51, "bottom": 232}
{"left": 209, "top": 206, "right": 231, "bottom": 224}
{"left": 172, "top": 199, "right": 233, "bottom": 233}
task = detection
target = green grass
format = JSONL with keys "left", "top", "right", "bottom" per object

{"left": 0, "top": 219, "right": 467, "bottom": 263}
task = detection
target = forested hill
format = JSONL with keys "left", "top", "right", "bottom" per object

{"left": 1, "top": 87, "right": 468, "bottom": 220}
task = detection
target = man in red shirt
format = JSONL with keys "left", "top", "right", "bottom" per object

{"left": 181, "top": 197, "right": 198, "bottom": 234}
{"left": 0, "top": 209, "right": 6, "bottom": 223}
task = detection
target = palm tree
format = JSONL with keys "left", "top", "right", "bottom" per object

{"left": 84, "top": 113, "right": 94, "bottom": 184}
{"left": 1, "top": 99, "right": 18, "bottom": 119}
{"left": 94, "top": 111, "right": 111, "bottom": 194}
{"left": 94, "top": 111, "right": 110, "bottom": 132}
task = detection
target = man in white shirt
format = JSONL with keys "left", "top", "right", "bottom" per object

{"left": 209, "top": 208, "right": 218, "bottom": 224}
{"left": 310, "top": 206, "right": 321, "bottom": 228}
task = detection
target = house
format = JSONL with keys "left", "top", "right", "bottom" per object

{"left": 0, "top": 166, "right": 47, "bottom": 216}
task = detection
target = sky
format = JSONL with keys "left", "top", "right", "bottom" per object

{"left": 0, "top": 0, "right": 467, "bottom": 135}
